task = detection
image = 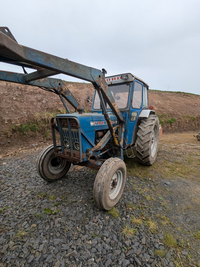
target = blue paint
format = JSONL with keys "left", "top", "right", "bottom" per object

{"left": 56, "top": 113, "right": 117, "bottom": 161}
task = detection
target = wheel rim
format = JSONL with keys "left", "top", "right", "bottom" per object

{"left": 109, "top": 170, "right": 123, "bottom": 200}
{"left": 151, "top": 126, "right": 157, "bottom": 157}
{"left": 48, "top": 155, "right": 67, "bottom": 174}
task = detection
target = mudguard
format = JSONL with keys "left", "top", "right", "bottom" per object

{"left": 139, "top": 109, "right": 155, "bottom": 118}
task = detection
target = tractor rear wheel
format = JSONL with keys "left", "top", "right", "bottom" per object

{"left": 93, "top": 158, "right": 126, "bottom": 210}
{"left": 36, "top": 145, "right": 71, "bottom": 182}
{"left": 136, "top": 115, "right": 159, "bottom": 166}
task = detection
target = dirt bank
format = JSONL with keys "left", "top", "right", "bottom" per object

{"left": 0, "top": 81, "right": 200, "bottom": 138}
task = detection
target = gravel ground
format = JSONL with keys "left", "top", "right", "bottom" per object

{"left": 0, "top": 149, "right": 199, "bottom": 267}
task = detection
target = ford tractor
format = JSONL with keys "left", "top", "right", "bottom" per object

{"left": 0, "top": 27, "right": 160, "bottom": 210}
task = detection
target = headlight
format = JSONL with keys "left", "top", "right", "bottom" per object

{"left": 131, "top": 112, "right": 137, "bottom": 121}
{"left": 64, "top": 139, "right": 70, "bottom": 149}
{"left": 121, "top": 74, "right": 128, "bottom": 80}
{"left": 74, "top": 142, "right": 80, "bottom": 150}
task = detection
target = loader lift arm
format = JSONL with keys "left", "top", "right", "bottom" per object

{"left": 0, "top": 27, "right": 124, "bottom": 147}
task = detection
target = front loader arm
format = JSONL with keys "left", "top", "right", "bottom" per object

{"left": 0, "top": 70, "right": 84, "bottom": 113}
{"left": 0, "top": 27, "right": 124, "bottom": 146}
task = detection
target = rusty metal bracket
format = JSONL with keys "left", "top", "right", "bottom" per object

{"left": 0, "top": 27, "right": 17, "bottom": 42}
{"left": 87, "top": 126, "right": 118, "bottom": 158}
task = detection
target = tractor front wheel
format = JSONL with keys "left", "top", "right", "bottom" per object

{"left": 36, "top": 145, "right": 71, "bottom": 182}
{"left": 136, "top": 115, "right": 159, "bottom": 166}
{"left": 93, "top": 158, "right": 126, "bottom": 210}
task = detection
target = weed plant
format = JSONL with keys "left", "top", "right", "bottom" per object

{"left": 163, "top": 233, "right": 177, "bottom": 248}
{"left": 106, "top": 207, "right": 119, "bottom": 218}
{"left": 6, "top": 110, "right": 67, "bottom": 138}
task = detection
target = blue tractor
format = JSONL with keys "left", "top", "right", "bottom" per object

{"left": 0, "top": 27, "right": 160, "bottom": 210}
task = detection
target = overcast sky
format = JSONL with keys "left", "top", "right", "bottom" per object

{"left": 1, "top": 0, "right": 200, "bottom": 95}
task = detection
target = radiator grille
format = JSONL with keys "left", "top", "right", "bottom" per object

{"left": 62, "top": 129, "right": 79, "bottom": 148}
{"left": 60, "top": 118, "right": 80, "bottom": 151}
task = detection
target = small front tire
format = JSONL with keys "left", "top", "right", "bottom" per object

{"left": 36, "top": 145, "right": 71, "bottom": 182}
{"left": 93, "top": 158, "right": 126, "bottom": 210}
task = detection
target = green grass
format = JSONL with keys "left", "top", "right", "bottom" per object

{"left": 5, "top": 110, "right": 67, "bottom": 137}
{"left": 163, "top": 233, "right": 177, "bottom": 248}
{"left": 92, "top": 234, "right": 101, "bottom": 238}
{"left": 166, "top": 117, "right": 176, "bottom": 124}
{"left": 0, "top": 206, "right": 9, "bottom": 213}
{"left": 131, "top": 215, "right": 143, "bottom": 225}
{"left": 39, "top": 192, "right": 47, "bottom": 198}
{"left": 44, "top": 208, "right": 59, "bottom": 215}
{"left": 156, "top": 113, "right": 197, "bottom": 128}
{"left": 149, "top": 89, "right": 197, "bottom": 96}
{"left": 16, "top": 122, "right": 38, "bottom": 134}
{"left": 157, "top": 114, "right": 176, "bottom": 126}
{"left": 43, "top": 130, "right": 51, "bottom": 139}
{"left": 145, "top": 218, "right": 157, "bottom": 233}
{"left": 44, "top": 208, "right": 51, "bottom": 215}
{"left": 52, "top": 210, "right": 59, "bottom": 214}
{"left": 106, "top": 207, "right": 120, "bottom": 218}
{"left": 126, "top": 202, "right": 137, "bottom": 210}
{"left": 183, "top": 115, "right": 196, "bottom": 122}
{"left": 15, "top": 229, "right": 27, "bottom": 238}
{"left": 157, "top": 113, "right": 197, "bottom": 128}
{"left": 122, "top": 225, "right": 137, "bottom": 238}
{"left": 125, "top": 157, "right": 154, "bottom": 179}
{"left": 125, "top": 144, "right": 200, "bottom": 180}
{"left": 49, "top": 194, "right": 57, "bottom": 201}
{"left": 194, "top": 231, "right": 200, "bottom": 240}
{"left": 154, "top": 250, "right": 165, "bottom": 257}
{"left": 159, "top": 215, "right": 173, "bottom": 226}
{"left": 157, "top": 114, "right": 166, "bottom": 126}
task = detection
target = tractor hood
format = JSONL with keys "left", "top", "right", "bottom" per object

{"left": 56, "top": 112, "right": 117, "bottom": 132}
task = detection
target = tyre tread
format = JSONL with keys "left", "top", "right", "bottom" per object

{"left": 136, "top": 115, "right": 159, "bottom": 166}
{"left": 36, "top": 145, "right": 71, "bottom": 182}
{"left": 93, "top": 158, "right": 126, "bottom": 210}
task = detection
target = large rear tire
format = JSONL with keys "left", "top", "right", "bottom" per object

{"left": 93, "top": 158, "right": 126, "bottom": 210}
{"left": 36, "top": 145, "right": 71, "bottom": 182}
{"left": 136, "top": 115, "right": 159, "bottom": 166}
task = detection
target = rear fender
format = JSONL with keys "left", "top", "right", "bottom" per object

{"left": 138, "top": 109, "right": 155, "bottom": 118}
{"left": 131, "top": 110, "right": 162, "bottom": 145}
